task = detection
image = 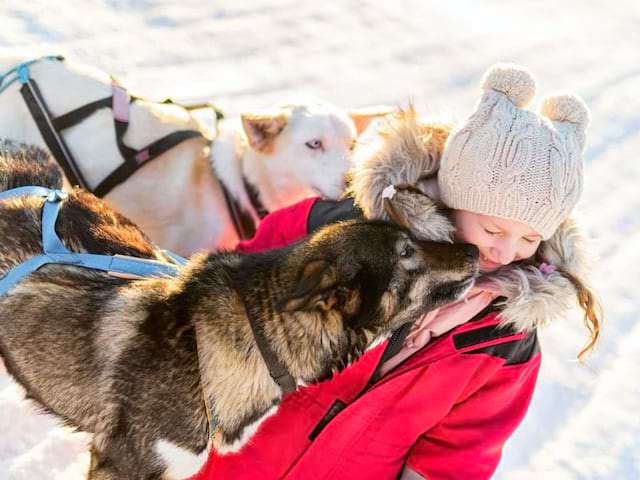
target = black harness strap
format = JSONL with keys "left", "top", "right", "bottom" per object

{"left": 11, "top": 57, "right": 277, "bottom": 246}
{"left": 93, "top": 129, "right": 203, "bottom": 197}
{"left": 220, "top": 181, "right": 253, "bottom": 241}
{"left": 92, "top": 83, "right": 207, "bottom": 197}
{"left": 51, "top": 96, "right": 114, "bottom": 131}
{"left": 19, "top": 79, "right": 91, "bottom": 190}
{"left": 243, "top": 177, "right": 269, "bottom": 220}
{"left": 218, "top": 176, "right": 269, "bottom": 241}
{"left": 17, "top": 59, "right": 212, "bottom": 198}
{"left": 25, "top": 73, "right": 259, "bottom": 238}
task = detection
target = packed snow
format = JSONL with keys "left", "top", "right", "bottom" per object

{"left": 1, "top": 1, "right": 638, "bottom": 478}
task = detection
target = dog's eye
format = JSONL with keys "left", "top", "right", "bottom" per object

{"left": 305, "top": 139, "right": 323, "bottom": 150}
{"left": 400, "top": 245, "right": 414, "bottom": 258}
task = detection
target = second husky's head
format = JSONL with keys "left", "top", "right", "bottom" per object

{"left": 276, "top": 219, "right": 479, "bottom": 382}
{"left": 240, "top": 102, "right": 391, "bottom": 210}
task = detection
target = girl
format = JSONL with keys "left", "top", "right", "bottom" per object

{"left": 193, "top": 63, "right": 602, "bottom": 480}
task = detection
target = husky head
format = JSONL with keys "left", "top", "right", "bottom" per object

{"left": 277, "top": 219, "right": 479, "bottom": 382}
{"left": 241, "top": 102, "right": 391, "bottom": 210}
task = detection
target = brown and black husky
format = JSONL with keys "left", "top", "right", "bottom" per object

{"left": 0, "top": 142, "right": 478, "bottom": 479}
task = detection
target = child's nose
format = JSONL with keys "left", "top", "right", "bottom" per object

{"left": 494, "top": 240, "right": 517, "bottom": 265}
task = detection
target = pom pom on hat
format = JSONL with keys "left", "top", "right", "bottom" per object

{"left": 440, "top": 63, "right": 588, "bottom": 239}
{"left": 540, "top": 93, "right": 591, "bottom": 128}
{"left": 481, "top": 63, "right": 536, "bottom": 108}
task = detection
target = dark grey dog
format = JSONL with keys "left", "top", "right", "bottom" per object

{"left": 0, "top": 142, "right": 478, "bottom": 479}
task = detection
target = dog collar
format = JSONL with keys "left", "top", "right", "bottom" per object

{"left": 243, "top": 301, "right": 297, "bottom": 394}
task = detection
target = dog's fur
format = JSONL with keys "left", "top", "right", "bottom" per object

{"left": 0, "top": 55, "right": 390, "bottom": 255}
{"left": 0, "top": 143, "right": 477, "bottom": 479}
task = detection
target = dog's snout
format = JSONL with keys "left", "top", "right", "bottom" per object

{"left": 414, "top": 240, "right": 479, "bottom": 273}
{"left": 462, "top": 244, "right": 479, "bottom": 262}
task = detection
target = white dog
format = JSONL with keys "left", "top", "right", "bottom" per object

{"left": 0, "top": 55, "right": 390, "bottom": 255}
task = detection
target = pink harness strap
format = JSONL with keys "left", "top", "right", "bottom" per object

{"left": 134, "top": 149, "right": 150, "bottom": 165}
{"left": 112, "top": 84, "right": 130, "bottom": 123}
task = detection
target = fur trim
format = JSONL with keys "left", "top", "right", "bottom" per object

{"left": 490, "top": 216, "right": 594, "bottom": 332}
{"left": 346, "top": 108, "right": 454, "bottom": 242}
{"left": 346, "top": 108, "right": 594, "bottom": 330}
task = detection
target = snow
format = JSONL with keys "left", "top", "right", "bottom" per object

{"left": 1, "top": 0, "right": 638, "bottom": 478}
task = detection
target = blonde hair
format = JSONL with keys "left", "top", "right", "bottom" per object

{"left": 560, "top": 270, "right": 603, "bottom": 362}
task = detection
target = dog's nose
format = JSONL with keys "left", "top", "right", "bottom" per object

{"left": 462, "top": 244, "right": 479, "bottom": 262}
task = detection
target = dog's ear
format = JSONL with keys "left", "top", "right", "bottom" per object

{"left": 348, "top": 106, "right": 394, "bottom": 135}
{"left": 241, "top": 109, "right": 290, "bottom": 153}
{"left": 277, "top": 259, "right": 360, "bottom": 313}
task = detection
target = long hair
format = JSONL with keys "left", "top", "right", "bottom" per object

{"left": 560, "top": 269, "right": 603, "bottom": 362}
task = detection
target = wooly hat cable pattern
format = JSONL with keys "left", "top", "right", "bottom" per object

{"left": 437, "top": 63, "right": 590, "bottom": 239}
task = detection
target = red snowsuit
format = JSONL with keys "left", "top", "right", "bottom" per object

{"left": 193, "top": 197, "right": 541, "bottom": 480}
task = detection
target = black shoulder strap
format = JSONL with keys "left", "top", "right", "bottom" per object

{"left": 20, "top": 78, "right": 90, "bottom": 190}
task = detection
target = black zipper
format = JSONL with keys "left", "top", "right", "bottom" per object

{"left": 306, "top": 301, "right": 505, "bottom": 442}
{"left": 308, "top": 322, "right": 412, "bottom": 441}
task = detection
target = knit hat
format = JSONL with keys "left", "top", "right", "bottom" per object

{"left": 437, "top": 63, "right": 590, "bottom": 239}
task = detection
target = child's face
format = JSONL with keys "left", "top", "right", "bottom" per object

{"left": 452, "top": 210, "right": 542, "bottom": 272}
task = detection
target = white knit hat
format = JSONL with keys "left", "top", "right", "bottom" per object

{"left": 437, "top": 63, "right": 590, "bottom": 239}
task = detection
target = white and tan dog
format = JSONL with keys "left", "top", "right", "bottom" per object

{"left": 0, "top": 55, "right": 390, "bottom": 255}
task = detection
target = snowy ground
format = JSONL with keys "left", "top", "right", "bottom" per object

{"left": 1, "top": 1, "right": 639, "bottom": 478}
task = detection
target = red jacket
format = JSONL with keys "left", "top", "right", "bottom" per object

{"left": 193, "top": 198, "right": 541, "bottom": 480}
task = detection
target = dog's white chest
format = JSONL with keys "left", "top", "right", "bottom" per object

{"left": 155, "top": 439, "right": 209, "bottom": 480}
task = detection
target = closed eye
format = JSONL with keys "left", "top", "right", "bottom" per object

{"left": 483, "top": 228, "right": 501, "bottom": 236}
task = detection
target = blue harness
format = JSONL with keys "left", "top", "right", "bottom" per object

{"left": 0, "top": 186, "right": 186, "bottom": 296}
{"left": 0, "top": 186, "right": 222, "bottom": 436}
{"left": 0, "top": 56, "right": 62, "bottom": 95}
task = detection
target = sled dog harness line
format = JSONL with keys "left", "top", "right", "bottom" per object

{"left": 0, "top": 186, "right": 186, "bottom": 296}
{"left": 0, "top": 185, "right": 223, "bottom": 442}
{"left": 1, "top": 56, "right": 222, "bottom": 197}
